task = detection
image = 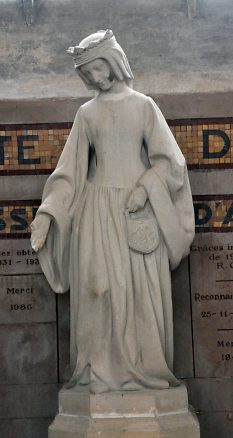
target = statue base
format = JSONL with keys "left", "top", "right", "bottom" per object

{"left": 49, "top": 384, "right": 200, "bottom": 437}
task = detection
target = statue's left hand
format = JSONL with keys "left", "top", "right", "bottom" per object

{"left": 126, "top": 186, "right": 147, "bottom": 212}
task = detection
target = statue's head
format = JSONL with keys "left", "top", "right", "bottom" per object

{"left": 67, "top": 30, "right": 134, "bottom": 91}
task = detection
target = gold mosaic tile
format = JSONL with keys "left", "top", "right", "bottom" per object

{"left": 170, "top": 120, "right": 233, "bottom": 168}
{"left": 193, "top": 197, "right": 233, "bottom": 232}
{"left": 0, "top": 197, "right": 233, "bottom": 238}
{"left": 0, "top": 203, "right": 40, "bottom": 236}
{"left": 0, "top": 119, "right": 233, "bottom": 174}
{"left": 0, "top": 124, "right": 70, "bottom": 172}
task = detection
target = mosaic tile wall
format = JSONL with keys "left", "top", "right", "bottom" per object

{"left": 193, "top": 196, "right": 233, "bottom": 232}
{"left": 1, "top": 118, "right": 233, "bottom": 175}
{"left": 0, "top": 123, "right": 71, "bottom": 174}
{"left": 0, "top": 197, "right": 232, "bottom": 237}
{"left": 169, "top": 119, "right": 233, "bottom": 168}
{"left": 1, "top": 118, "right": 233, "bottom": 237}
{"left": 0, "top": 201, "right": 39, "bottom": 237}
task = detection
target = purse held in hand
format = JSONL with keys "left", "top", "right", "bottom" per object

{"left": 125, "top": 205, "right": 159, "bottom": 254}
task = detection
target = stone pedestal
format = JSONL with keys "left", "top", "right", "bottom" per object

{"left": 48, "top": 384, "right": 200, "bottom": 437}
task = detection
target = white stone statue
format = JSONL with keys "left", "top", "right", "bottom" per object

{"left": 31, "top": 30, "right": 195, "bottom": 394}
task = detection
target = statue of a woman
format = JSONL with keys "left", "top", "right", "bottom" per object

{"left": 31, "top": 30, "right": 195, "bottom": 394}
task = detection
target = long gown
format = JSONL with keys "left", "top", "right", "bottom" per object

{"left": 36, "top": 88, "right": 195, "bottom": 392}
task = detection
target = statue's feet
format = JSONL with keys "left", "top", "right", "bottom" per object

{"left": 63, "top": 379, "right": 78, "bottom": 389}
{"left": 63, "top": 377, "right": 110, "bottom": 394}
{"left": 89, "top": 381, "right": 110, "bottom": 394}
{"left": 121, "top": 381, "right": 143, "bottom": 391}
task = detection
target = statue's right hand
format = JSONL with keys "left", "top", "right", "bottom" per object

{"left": 30, "top": 214, "right": 51, "bottom": 252}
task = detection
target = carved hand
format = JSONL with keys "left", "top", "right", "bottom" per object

{"left": 30, "top": 214, "right": 51, "bottom": 252}
{"left": 126, "top": 186, "right": 147, "bottom": 212}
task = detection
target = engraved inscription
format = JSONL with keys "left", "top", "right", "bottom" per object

{"left": 7, "top": 286, "right": 34, "bottom": 312}
{"left": 0, "top": 275, "right": 56, "bottom": 324}
{"left": 190, "top": 234, "right": 233, "bottom": 377}
{"left": 0, "top": 240, "right": 41, "bottom": 275}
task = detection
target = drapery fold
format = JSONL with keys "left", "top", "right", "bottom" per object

{"left": 33, "top": 92, "right": 195, "bottom": 391}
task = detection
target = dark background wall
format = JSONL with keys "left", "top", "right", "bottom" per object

{"left": 0, "top": 0, "right": 233, "bottom": 100}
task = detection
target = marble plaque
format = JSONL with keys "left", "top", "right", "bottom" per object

{"left": 0, "top": 239, "right": 41, "bottom": 275}
{"left": 0, "top": 323, "right": 57, "bottom": 384}
{"left": 0, "top": 275, "right": 56, "bottom": 324}
{"left": 190, "top": 233, "right": 233, "bottom": 377}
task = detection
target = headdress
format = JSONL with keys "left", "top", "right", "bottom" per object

{"left": 67, "top": 30, "right": 134, "bottom": 88}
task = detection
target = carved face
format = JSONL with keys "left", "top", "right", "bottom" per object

{"left": 79, "top": 58, "right": 115, "bottom": 91}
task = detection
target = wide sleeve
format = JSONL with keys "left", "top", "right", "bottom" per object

{"left": 138, "top": 97, "right": 195, "bottom": 269}
{"left": 35, "top": 106, "right": 90, "bottom": 292}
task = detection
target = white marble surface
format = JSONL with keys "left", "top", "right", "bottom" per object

{"left": 31, "top": 31, "right": 195, "bottom": 394}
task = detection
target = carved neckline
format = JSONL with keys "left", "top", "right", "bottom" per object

{"left": 97, "top": 88, "right": 134, "bottom": 102}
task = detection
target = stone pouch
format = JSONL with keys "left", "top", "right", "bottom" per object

{"left": 125, "top": 206, "right": 159, "bottom": 254}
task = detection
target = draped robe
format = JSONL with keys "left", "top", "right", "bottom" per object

{"left": 35, "top": 89, "right": 195, "bottom": 392}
